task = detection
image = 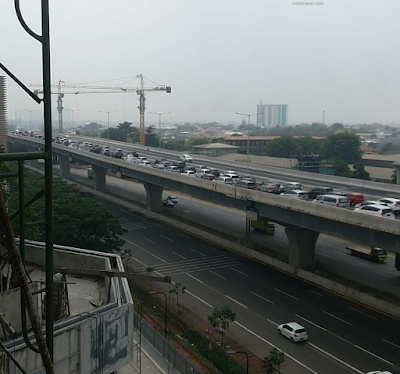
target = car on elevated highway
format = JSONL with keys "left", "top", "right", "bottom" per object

{"left": 153, "top": 163, "right": 166, "bottom": 170}
{"left": 280, "top": 189, "right": 308, "bottom": 199}
{"left": 259, "top": 183, "right": 280, "bottom": 194}
{"left": 215, "top": 176, "right": 234, "bottom": 184}
{"left": 180, "top": 154, "right": 193, "bottom": 162}
{"left": 312, "top": 194, "right": 350, "bottom": 208}
{"left": 181, "top": 170, "right": 195, "bottom": 176}
{"left": 378, "top": 198, "right": 400, "bottom": 215}
{"left": 200, "top": 172, "right": 215, "bottom": 181}
{"left": 236, "top": 180, "right": 257, "bottom": 189}
{"left": 307, "top": 186, "right": 334, "bottom": 200}
{"left": 354, "top": 204, "right": 394, "bottom": 218}
{"left": 220, "top": 172, "right": 240, "bottom": 183}
{"left": 354, "top": 200, "right": 389, "bottom": 209}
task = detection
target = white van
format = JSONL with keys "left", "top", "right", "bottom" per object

{"left": 312, "top": 194, "right": 350, "bottom": 208}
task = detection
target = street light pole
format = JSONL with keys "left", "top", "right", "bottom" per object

{"left": 149, "top": 291, "right": 168, "bottom": 338}
{"left": 65, "top": 108, "right": 80, "bottom": 129}
{"left": 226, "top": 350, "right": 249, "bottom": 374}
{"left": 322, "top": 109, "right": 325, "bottom": 125}
{"left": 149, "top": 111, "right": 171, "bottom": 156}
{"left": 235, "top": 112, "right": 258, "bottom": 175}
{"left": 99, "top": 110, "right": 117, "bottom": 145}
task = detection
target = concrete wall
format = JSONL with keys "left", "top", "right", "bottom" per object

{"left": 0, "top": 283, "right": 41, "bottom": 339}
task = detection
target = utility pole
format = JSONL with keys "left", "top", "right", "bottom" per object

{"left": 65, "top": 108, "right": 80, "bottom": 129}
{"left": 322, "top": 110, "right": 325, "bottom": 125}
{"left": 235, "top": 112, "right": 258, "bottom": 175}
{"left": 99, "top": 110, "right": 117, "bottom": 145}
{"left": 149, "top": 111, "right": 171, "bottom": 155}
{"left": 57, "top": 79, "right": 65, "bottom": 133}
{"left": 26, "top": 109, "right": 39, "bottom": 132}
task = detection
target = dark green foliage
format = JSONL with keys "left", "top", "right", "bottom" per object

{"left": 323, "top": 132, "right": 361, "bottom": 164}
{"left": 101, "top": 121, "right": 139, "bottom": 143}
{"left": 352, "top": 163, "right": 370, "bottom": 180}
{"left": 330, "top": 158, "right": 352, "bottom": 178}
{"left": 265, "top": 137, "right": 322, "bottom": 158}
{"left": 392, "top": 170, "right": 397, "bottom": 184}
{"left": 184, "top": 329, "right": 246, "bottom": 374}
{"left": 207, "top": 306, "right": 236, "bottom": 343}
{"left": 262, "top": 348, "right": 285, "bottom": 374}
{"left": 8, "top": 172, "right": 126, "bottom": 252}
{"left": 162, "top": 137, "right": 210, "bottom": 152}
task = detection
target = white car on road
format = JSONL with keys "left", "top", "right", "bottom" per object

{"left": 378, "top": 198, "right": 400, "bottom": 215}
{"left": 278, "top": 322, "right": 308, "bottom": 342}
{"left": 180, "top": 154, "right": 193, "bottom": 162}
{"left": 354, "top": 204, "right": 394, "bottom": 218}
{"left": 181, "top": 170, "right": 196, "bottom": 176}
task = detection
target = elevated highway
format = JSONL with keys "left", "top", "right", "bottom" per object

{"left": 8, "top": 134, "right": 400, "bottom": 270}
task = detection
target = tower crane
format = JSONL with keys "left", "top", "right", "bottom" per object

{"left": 31, "top": 75, "right": 171, "bottom": 144}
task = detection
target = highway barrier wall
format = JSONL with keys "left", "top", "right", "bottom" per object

{"left": 72, "top": 182, "right": 400, "bottom": 319}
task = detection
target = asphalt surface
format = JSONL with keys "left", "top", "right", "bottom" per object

{"left": 63, "top": 165, "right": 400, "bottom": 292}
{"left": 90, "top": 195, "right": 400, "bottom": 374}
{"left": 71, "top": 135, "right": 400, "bottom": 200}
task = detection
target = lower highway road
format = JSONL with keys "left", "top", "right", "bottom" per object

{"left": 63, "top": 165, "right": 400, "bottom": 293}
{"left": 91, "top": 196, "right": 400, "bottom": 374}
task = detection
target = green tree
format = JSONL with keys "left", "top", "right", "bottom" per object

{"left": 330, "top": 158, "right": 351, "bottom": 178}
{"left": 207, "top": 306, "right": 236, "bottom": 344}
{"left": 323, "top": 132, "right": 361, "bottom": 163}
{"left": 184, "top": 136, "right": 210, "bottom": 150}
{"left": 84, "top": 122, "right": 102, "bottom": 130}
{"left": 145, "top": 125, "right": 159, "bottom": 147}
{"left": 265, "top": 137, "right": 322, "bottom": 158}
{"left": 352, "top": 163, "right": 370, "bottom": 180}
{"left": 392, "top": 170, "right": 397, "bottom": 184}
{"left": 331, "top": 123, "right": 344, "bottom": 132}
{"left": 169, "top": 282, "right": 186, "bottom": 315}
{"left": 262, "top": 348, "right": 285, "bottom": 374}
{"left": 8, "top": 172, "right": 126, "bottom": 252}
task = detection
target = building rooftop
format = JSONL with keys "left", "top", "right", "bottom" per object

{"left": 218, "top": 135, "right": 325, "bottom": 141}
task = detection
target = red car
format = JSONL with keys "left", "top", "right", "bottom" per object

{"left": 345, "top": 192, "right": 365, "bottom": 206}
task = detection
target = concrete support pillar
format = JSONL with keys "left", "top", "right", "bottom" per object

{"left": 58, "top": 155, "right": 70, "bottom": 179}
{"left": 93, "top": 165, "right": 107, "bottom": 193}
{"left": 144, "top": 182, "right": 164, "bottom": 213}
{"left": 285, "top": 227, "right": 320, "bottom": 270}
{"left": 52, "top": 154, "right": 59, "bottom": 164}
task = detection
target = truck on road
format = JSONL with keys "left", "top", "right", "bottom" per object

{"left": 346, "top": 245, "right": 387, "bottom": 262}
{"left": 251, "top": 219, "right": 275, "bottom": 235}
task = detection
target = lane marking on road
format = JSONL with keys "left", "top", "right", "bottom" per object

{"left": 172, "top": 251, "right": 187, "bottom": 260}
{"left": 230, "top": 267, "right": 249, "bottom": 277}
{"left": 185, "top": 290, "right": 213, "bottom": 308}
{"left": 235, "top": 321, "right": 319, "bottom": 374}
{"left": 307, "top": 342, "right": 363, "bottom": 374}
{"left": 209, "top": 270, "right": 227, "bottom": 280}
{"left": 143, "top": 237, "right": 156, "bottom": 244}
{"left": 323, "top": 311, "right": 352, "bottom": 326}
{"left": 267, "top": 319, "right": 278, "bottom": 326}
{"left": 372, "top": 271, "right": 393, "bottom": 279}
{"left": 274, "top": 288, "right": 298, "bottom": 300}
{"left": 225, "top": 295, "right": 248, "bottom": 309}
{"left": 128, "top": 255, "right": 148, "bottom": 267}
{"left": 349, "top": 307, "right": 378, "bottom": 320}
{"left": 309, "top": 290, "right": 323, "bottom": 297}
{"left": 178, "top": 233, "right": 191, "bottom": 239}
{"left": 224, "top": 216, "right": 237, "bottom": 221}
{"left": 186, "top": 273, "right": 204, "bottom": 284}
{"left": 188, "top": 248, "right": 206, "bottom": 257}
{"left": 295, "top": 315, "right": 327, "bottom": 331}
{"left": 272, "top": 238, "right": 286, "bottom": 243}
{"left": 121, "top": 216, "right": 130, "bottom": 221}
{"left": 318, "top": 253, "right": 337, "bottom": 260}
{"left": 333, "top": 251, "right": 348, "bottom": 256}
{"left": 125, "top": 239, "right": 167, "bottom": 263}
{"left": 382, "top": 339, "right": 400, "bottom": 350}
{"left": 160, "top": 235, "right": 173, "bottom": 242}
{"left": 183, "top": 211, "right": 191, "bottom": 213}
{"left": 354, "top": 345, "right": 395, "bottom": 366}
{"left": 122, "top": 209, "right": 130, "bottom": 213}
{"left": 251, "top": 291, "right": 274, "bottom": 304}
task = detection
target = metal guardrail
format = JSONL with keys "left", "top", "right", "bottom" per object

{"left": 133, "top": 311, "right": 202, "bottom": 374}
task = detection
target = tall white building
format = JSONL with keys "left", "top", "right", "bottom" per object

{"left": 0, "top": 76, "right": 7, "bottom": 150}
{"left": 256, "top": 101, "right": 288, "bottom": 127}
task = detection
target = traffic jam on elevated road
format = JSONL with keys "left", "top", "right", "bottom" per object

{"left": 11, "top": 130, "right": 400, "bottom": 374}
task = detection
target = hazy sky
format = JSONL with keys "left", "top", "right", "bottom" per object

{"left": 1, "top": 0, "right": 400, "bottom": 127}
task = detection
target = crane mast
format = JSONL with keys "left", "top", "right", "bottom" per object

{"left": 31, "top": 75, "right": 171, "bottom": 141}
